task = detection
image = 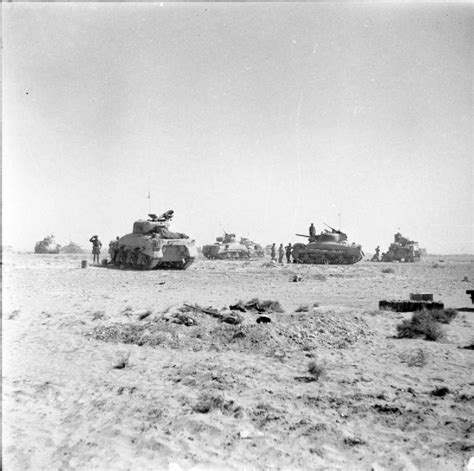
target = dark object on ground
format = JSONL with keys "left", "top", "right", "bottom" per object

{"left": 221, "top": 313, "right": 243, "bottom": 325}
{"left": 294, "top": 376, "right": 317, "bottom": 383}
{"left": 256, "top": 316, "right": 271, "bottom": 324}
{"left": 431, "top": 386, "right": 450, "bottom": 397}
{"left": 410, "top": 293, "right": 433, "bottom": 302}
{"left": 172, "top": 312, "right": 197, "bottom": 326}
{"left": 396, "top": 311, "right": 444, "bottom": 341}
{"left": 241, "top": 298, "right": 284, "bottom": 313}
{"left": 466, "top": 289, "right": 474, "bottom": 303}
{"left": 113, "top": 352, "right": 130, "bottom": 369}
{"left": 179, "top": 303, "right": 242, "bottom": 324}
{"left": 381, "top": 267, "right": 395, "bottom": 274}
{"left": 138, "top": 310, "right": 153, "bottom": 321}
{"left": 295, "top": 305, "right": 310, "bottom": 312}
{"left": 457, "top": 307, "right": 474, "bottom": 312}
{"left": 307, "top": 361, "right": 325, "bottom": 380}
{"left": 460, "top": 344, "right": 474, "bottom": 350}
{"left": 373, "top": 404, "right": 402, "bottom": 414}
{"left": 192, "top": 393, "right": 238, "bottom": 415}
{"left": 379, "top": 300, "right": 444, "bottom": 312}
{"left": 229, "top": 302, "right": 246, "bottom": 312}
{"left": 291, "top": 275, "right": 303, "bottom": 282}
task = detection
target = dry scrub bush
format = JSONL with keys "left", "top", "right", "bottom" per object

{"left": 381, "top": 267, "right": 395, "bottom": 274}
{"left": 430, "top": 308, "right": 457, "bottom": 324}
{"left": 295, "top": 305, "right": 310, "bottom": 313}
{"left": 307, "top": 361, "right": 325, "bottom": 380}
{"left": 396, "top": 311, "right": 444, "bottom": 341}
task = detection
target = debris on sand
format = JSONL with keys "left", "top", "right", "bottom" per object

{"left": 229, "top": 298, "right": 284, "bottom": 314}
{"left": 256, "top": 316, "right": 271, "bottom": 324}
{"left": 307, "top": 360, "right": 325, "bottom": 380}
{"left": 431, "top": 386, "right": 450, "bottom": 397}
{"left": 172, "top": 312, "right": 197, "bottom": 326}
{"left": 295, "top": 305, "right": 310, "bottom": 313}
{"left": 290, "top": 275, "right": 303, "bottom": 282}
{"left": 192, "top": 393, "right": 241, "bottom": 416}
{"left": 113, "top": 351, "right": 130, "bottom": 369}
{"left": 179, "top": 303, "right": 243, "bottom": 325}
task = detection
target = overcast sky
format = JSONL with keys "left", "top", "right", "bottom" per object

{"left": 3, "top": 2, "right": 473, "bottom": 253}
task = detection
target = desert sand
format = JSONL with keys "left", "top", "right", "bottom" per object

{"left": 2, "top": 252, "right": 474, "bottom": 470}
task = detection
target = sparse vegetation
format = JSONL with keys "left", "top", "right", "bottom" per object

{"left": 192, "top": 393, "right": 240, "bottom": 416}
{"left": 396, "top": 311, "right": 444, "bottom": 341}
{"left": 381, "top": 267, "right": 395, "bottom": 274}
{"left": 307, "top": 360, "right": 325, "bottom": 380}
{"left": 430, "top": 308, "right": 457, "bottom": 324}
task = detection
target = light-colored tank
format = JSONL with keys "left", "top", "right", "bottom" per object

{"left": 202, "top": 233, "right": 250, "bottom": 260}
{"left": 109, "top": 210, "right": 197, "bottom": 270}
{"left": 381, "top": 232, "right": 420, "bottom": 263}
{"left": 239, "top": 238, "right": 265, "bottom": 258}
{"left": 34, "top": 235, "right": 61, "bottom": 254}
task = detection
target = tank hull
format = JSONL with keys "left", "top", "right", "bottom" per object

{"left": 34, "top": 242, "right": 61, "bottom": 254}
{"left": 292, "top": 242, "right": 363, "bottom": 265}
{"left": 202, "top": 242, "right": 250, "bottom": 260}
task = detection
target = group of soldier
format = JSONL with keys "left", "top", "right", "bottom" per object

{"left": 270, "top": 242, "right": 293, "bottom": 263}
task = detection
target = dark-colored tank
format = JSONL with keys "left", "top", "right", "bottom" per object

{"left": 381, "top": 232, "right": 420, "bottom": 263}
{"left": 292, "top": 224, "right": 364, "bottom": 265}
{"left": 202, "top": 233, "right": 249, "bottom": 260}
{"left": 109, "top": 210, "right": 197, "bottom": 270}
{"left": 34, "top": 235, "right": 61, "bottom": 254}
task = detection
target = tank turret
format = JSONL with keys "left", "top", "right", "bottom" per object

{"left": 108, "top": 210, "right": 197, "bottom": 270}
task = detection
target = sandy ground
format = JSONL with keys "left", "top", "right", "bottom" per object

{"left": 2, "top": 252, "right": 474, "bottom": 470}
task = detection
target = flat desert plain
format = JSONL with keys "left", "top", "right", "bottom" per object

{"left": 2, "top": 252, "right": 474, "bottom": 470}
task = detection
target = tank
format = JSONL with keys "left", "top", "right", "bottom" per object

{"left": 34, "top": 235, "right": 61, "bottom": 254}
{"left": 381, "top": 232, "right": 420, "bottom": 263}
{"left": 202, "top": 233, "right": 250, "bottom": 260}
{"left": 239, "top": 238, "right": 265, "bottom": 258}
{"left": 292, "top": 224, "right": 364, "bottom": 265}
{"left": 109, "top": 210, "right": 197, "bottom": 270}
{"left": 61, "top": 241, "right": 85, "bottom": 254}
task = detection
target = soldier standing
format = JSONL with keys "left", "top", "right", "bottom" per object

{"left": 271, "top": 243, "right": 276, "bottom": 261}
{"left": 89, "top": 235, "right": 102, "bottom": 265}
{"left": 309, "top": 223, "right": 316, "bottom": 237}
{"left": 285, "top": 243, "right": 292, "bottom": 263}
{"left": 375, "top": 245, "right": 380, "bottom": 261}
{"left": 278, "top": 244, "right": 284, "bottom": 263}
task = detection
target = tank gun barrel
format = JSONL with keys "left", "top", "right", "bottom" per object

{"left": 296, "top": 233, "right": 310, "bottom": 238}
{"left": 323, "top": 222, "right": 337, "bottom": 232}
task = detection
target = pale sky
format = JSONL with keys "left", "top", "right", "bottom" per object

{"left": 3, "top": 2, "right": 473, "bottom": 253}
